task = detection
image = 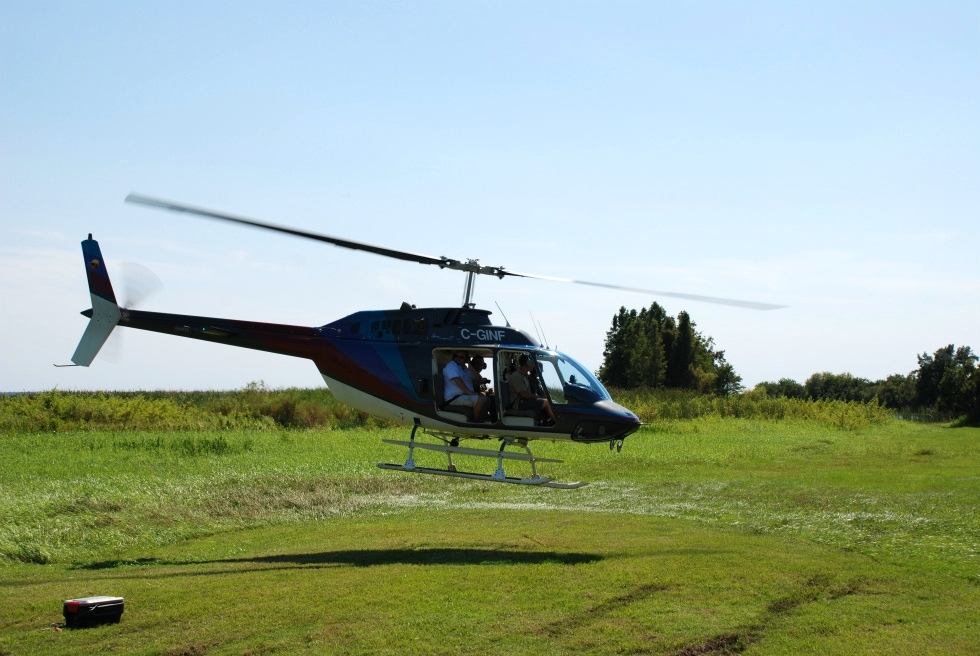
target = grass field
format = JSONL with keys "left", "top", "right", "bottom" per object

{"left": 2, "top": 412, "right": 979, "bottom": 654}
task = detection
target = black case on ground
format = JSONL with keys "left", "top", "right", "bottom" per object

{"left": 63, "top": 596, "right": 124, "bottom": 628}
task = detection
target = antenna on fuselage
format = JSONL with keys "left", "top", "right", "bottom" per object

{"left": 538, "top": 319, "right": 550, "bottom": 350}
{"left": 530, "top": 312, "right": 545, "bottom": 347}
{"left": 495, "top": 302, "right": 511, "bottom": 328}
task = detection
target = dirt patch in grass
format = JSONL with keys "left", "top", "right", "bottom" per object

{"left": 766, "top": 573, "right": 864, "bottom": 615}
{"left": 537, "top": 582, "right": 669, "bottom": 637}
{"left": 165, "top": 643, "right": 214, "bottom": 656}
{"left": 672, "top": 632, "right": 754, "bottom": 655}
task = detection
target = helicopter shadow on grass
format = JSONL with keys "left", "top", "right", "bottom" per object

{"left": 74, "top": 548, "right": 605, "bottom": 573}
{"left": 218, "top": 548, "right": 605, "bottom": 567}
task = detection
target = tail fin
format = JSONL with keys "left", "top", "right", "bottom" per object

{"left": 71, "top": 235, "right": 121, "bottom": 366}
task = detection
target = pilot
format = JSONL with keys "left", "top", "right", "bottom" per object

{"left": 508, "top": 354, "right": 556, "bottom": 426}
{"left": 443, "top": 351, "right": 488, "bottom": 422}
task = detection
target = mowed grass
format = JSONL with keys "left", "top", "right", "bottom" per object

{"left": 1, "top": 418, "right": 979, "bottom": 654}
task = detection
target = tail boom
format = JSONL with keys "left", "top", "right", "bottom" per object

{"left": 116, "top": 308, "right": 322, "bottom": 360}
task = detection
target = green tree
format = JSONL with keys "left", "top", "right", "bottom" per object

{"left": 638, "top": 304, "right": 667, "bottom": 387}
{"left": 804, "top": 372, "right": 875, "bottom": 402}
{"left": 756, "top": 378, "right": 805, "bottom": 399}
{"left": 710, "top": 351, "right": 744, "bottom": 395}
{"left": 954, "top": 367, "right": 979, "bottom": 425}
{"left": 623, "top": 320, "right": 652, "bottom": 388}
{"left": 636, "top": 312, "right": 666, "bottom": 388}
{"left": 660, "top": 315, "right": 677, "bottom": 382}
{"left": 932, "top": 345, "right": 979, "bottom": 424}
{"left": 874, "top": 373, "right": 917, "bottom": 409}
{"left": 597, "top": 307, "right": 634, "bottom": 388}
{"left": 666, "top": 311, "right": 695, "bottom": 388}
{"left": 598, "top": 304, "right": 739, "bottom": 393}
{"left": 599, "top": 304, "right": 668, "bottom": 389}
{"left": 916, "top": 345, "right": 954, "bottom": 408}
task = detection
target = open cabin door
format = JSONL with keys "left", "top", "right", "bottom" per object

{"left": 495, "top": 349, "right": 543, "bottom": 427}
{"left": 431, "top": 347, "right": 497, "bottom": 424}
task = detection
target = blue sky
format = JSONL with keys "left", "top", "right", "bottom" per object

{"left": 2, "top": 1, "right": 977, "bottom": 392}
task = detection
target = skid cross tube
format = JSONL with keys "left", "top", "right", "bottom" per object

{"left": 377, "top": 426, "right": 586, "bottom": 488}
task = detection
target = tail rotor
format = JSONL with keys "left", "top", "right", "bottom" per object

{"left": 99, "top": 261, "right": 163, "bottom": 363}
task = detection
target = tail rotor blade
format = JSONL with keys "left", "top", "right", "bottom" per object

{"left": 117, "top": 261, "right": 163, "bottom": 309}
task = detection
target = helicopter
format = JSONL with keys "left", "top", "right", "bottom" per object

{"left": 69, "top": 194, "right": 784, "bottom": 488}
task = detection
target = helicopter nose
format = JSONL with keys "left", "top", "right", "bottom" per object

{"left": 570, "top": 400, "right": 641, "bottom": 443}
{"left": 602, "top": 399, "right": 641, "bottom": 423}
{"left": 613, "top": 405, "right": 642, "bottom": 437}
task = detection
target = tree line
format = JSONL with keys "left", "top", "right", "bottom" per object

{"left": 597, "top": 304, "right": 979, "bottom": 425}
{"left": 597, "top": 303, "right": 743, "bottom": 395}
{"left": 756, "top": 344, "right": 979, "bottom": 424}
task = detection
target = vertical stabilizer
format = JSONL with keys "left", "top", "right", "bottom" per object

{"left": 71, "top": 235, "right": 121, "bottom": 366}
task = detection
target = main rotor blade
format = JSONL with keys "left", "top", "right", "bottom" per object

{"left": 125, "top": 194, "right": 447, "bottom": 267}
{"left": 126, "top": 193, "right": 786, "bottom": 310}
{"left": 500, "top": 270, "right": 786, "bottom": 310}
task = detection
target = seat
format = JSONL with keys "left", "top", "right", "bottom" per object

{"left": 433, "top": 370, "right": 475, "bottom": 422}
{"left": 500, "top": 373, "right": 537, "bottom": 425}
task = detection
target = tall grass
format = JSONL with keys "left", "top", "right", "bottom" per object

{"left": 0, "top": 382, "right": 381, "bottom": 433}
{"left": 611, "top": 387, "right": 894, "bottom": 429}
{"left": 3, "top": 384, "right": 896, "bottom": 434}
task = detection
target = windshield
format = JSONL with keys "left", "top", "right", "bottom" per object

{"left": 534, "top": 351, "right": 612, "bottom": 404}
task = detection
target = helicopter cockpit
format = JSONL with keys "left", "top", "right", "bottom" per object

{"left": 527, "top": 350, "right": 612, "bottom": 406}
{"left": 497, "top": 349, "right": 611, "bottom": 408}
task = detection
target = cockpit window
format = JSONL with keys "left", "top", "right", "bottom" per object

{"left": 535, "top": 351, "right": 612, "bottom": 405}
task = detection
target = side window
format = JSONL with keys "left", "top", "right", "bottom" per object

{"left": 537, "top": 360, "right": 567, "bottom": 404}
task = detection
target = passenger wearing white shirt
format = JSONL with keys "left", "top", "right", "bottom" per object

{"left": 442, "top": 351, "right": 487, "bottom": 421}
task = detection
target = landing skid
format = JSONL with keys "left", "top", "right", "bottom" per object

{"left": 377, "top": 424, "right": 587, "bottom": 489}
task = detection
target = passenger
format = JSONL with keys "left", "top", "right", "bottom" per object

{"left": 442, "top": 350, "right": 488, "bottom": 422}
{"left": 467, "top": 355, "right": 493, "bottom": 394}
{"left": 468, "top": 355, "right": 496, "bottom": 422}
{"left": 508, "top": 354, "right": 556, "bottom": 426}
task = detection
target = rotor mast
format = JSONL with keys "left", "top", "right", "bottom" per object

{"left": 444, "top": 258, "right": 503, "bottom": 308}
{"left": 462, "top": 270, "right": 477, "bottom": 308}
